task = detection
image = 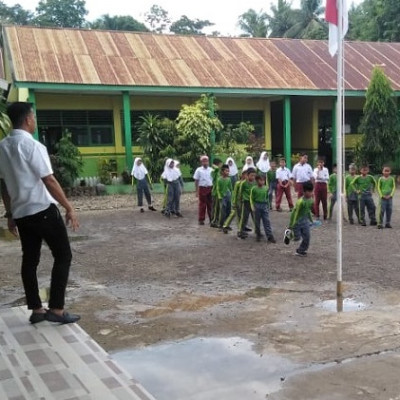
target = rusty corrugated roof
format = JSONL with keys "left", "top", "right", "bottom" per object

{"left": 3, "top": 25, "right": 400, "bottom": 91}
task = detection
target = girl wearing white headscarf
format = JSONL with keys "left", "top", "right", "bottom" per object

{"left": 131, "top": 157, "right": 156, "bottom": 213}
{"left": 226, "top": 157, "right": 239, "bottom": 186}
{"left": 161, "top": 158, "right": 183, "bottom": 217}
{"left": 256, "top": 152, "right": 271, "bottom": 175}
{"left": 242, "top": 156, "right": 256, "bottom": 172}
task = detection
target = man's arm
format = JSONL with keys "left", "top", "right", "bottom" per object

{"left": 41, "top": 175, "right": 79, "bottom": 230}
{"left": 0, "top": 179, "right": 18, "bottom": 236}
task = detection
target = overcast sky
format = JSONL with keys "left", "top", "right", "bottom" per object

{"left": 4, "top": 0, "right": 363, "bottom": 36}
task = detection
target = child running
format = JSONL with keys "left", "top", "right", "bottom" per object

{"left": 351, "top": 165, "right": 377, "bottom": 226}
{"left": 131, "top": 157, "right": 156, "bottom": 213}
{"left": 287, "top": 181, "right": 314, "bottom": 256}
{"left": 377, "top": 165, "right": 396, "bottom": 229}
{"left": 345, "top": 164, "right": 360, "bottom": 224}
{"left": 250, "top": 174, "right": 276, "bottom": 243}
{"left": 161, "top": 158, "right": 183, "bottom": 218}
{"left": 237, "top": 168, "right": 257, "bottom": 239}
{"left": 328, "top": 164, "right": 337, "bottom": 220}
{"left": 217, "top": 164, "right": 233, "bottom": 228}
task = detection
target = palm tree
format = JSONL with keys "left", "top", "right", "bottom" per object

{"left": 268, "top": 0, "right": 297, "bottom": 38}
{"left": 237, "top": 9, "right": 269, "bottom": 38}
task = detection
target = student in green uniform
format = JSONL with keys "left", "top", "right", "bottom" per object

{"left": 267, "top": 161, "right": 277, "bottom": 210}
{"left": 288, "top": 181, "right": 314, "bottom": 256}
{"left": 351, "top": 165, "right": 377, "bottom": 226}
{"left": 222, "top": 171, "right": 246, "bottom": 234}
{"left": 237, "top": 167, "right": 257, "bottom": 239}
{"left": 327, "top": 164, "right": 337, "bottom": 220}
{"left": 377, "top": 165, "right": 396, "bottom": 229}
{"left": 345, "top": 163, "right": 360, "bottom": 224}
{"left": 210, "top": 158, "right": 222, "bottom": 227}
{"left": 250, "top": 174, "right": 276, "bottom": 243}
{"left": 217, "top": 164, "right": 233, "bottom": 228}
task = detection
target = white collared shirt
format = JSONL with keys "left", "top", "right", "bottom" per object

{"left": 276, "top": 167, "right": 292, "bottom": 182}
{"left": 193, "top": 166, "right": 213, "bottom": 187}
{"left": 313, "top": 167, "right": 330, "bottom": 183}
{"left": 292, "top": 162, "right": 313, "bottom": 183}
{"left": 0, "top": 129, "right": 56, "bottom": 218}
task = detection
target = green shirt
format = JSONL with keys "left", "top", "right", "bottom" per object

{"left": 232, "top": 180, "right": 243, "bottom": 206}
{"left": 328, "top": 173, "right": 337, "bottom": 193}
{"left": 239, "top": 179, "right": 256, "bottom": 202}
{"left": 267, "top": 169, "right": 276, "bottom": 185}
{"left": 345, "top": 174, "right": 357, "bottom": 197}
{"left": 377, "top": 176, "right": 396, "bottom": 198}
{"left": 351, "top": 174, "right": 376, "bottom": 195}
{"left": 211, "top": 167, "right": 220, "bottom": 196}
{"left": 250, "top": 184, "right": 269, "bottom": 207}
{"left": 289, "top": 197, "right": 314, "bottom": 228}
{"left": 217, "top": 176, "right": 233, "bottom": 199}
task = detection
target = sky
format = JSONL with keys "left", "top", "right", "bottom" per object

{"left": 4, "top": 0, "right": 363, "bottom": 36}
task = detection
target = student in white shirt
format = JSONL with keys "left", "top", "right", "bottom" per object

{"left": 193, "top": 155, "right": 213, "bottom": 225}
{"left": 313, "top": 157, "right": 330, "bottom": 220}
{"left": 0, "top": 102, "right": 80, "bottom": 325}
{"left": 276, "top": 158, "right": 294, "bottom": 211}
{"left": 292, "top": 153, "right": 314, "bottom": 198}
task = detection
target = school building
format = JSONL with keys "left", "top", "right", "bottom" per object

{"left": 1, "top": 25, "right": 400, "bottom": 175}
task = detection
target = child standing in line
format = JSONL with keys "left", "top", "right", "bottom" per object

{"left": 313, "top": 157, "right": 329, "bottom": 220}
{"left": 161, "top": 158, "right": 183, "bottom": 218}
{"left": 193, "top": 155, "right": 213, "bottom": 225}
{"left": 256, "top": 151, "right": 270, "bottom": 179}
{"left": 223, "top": 172, "right": 246, "bottom": 234}
{"left": 267, "top": 161, "right": 278, "bottom": 210}
{"left": 351, "top": 165, "right": 377, "bottom": 226}
{"left": 210, "top": 158, "right": 223, "bottom": 228}
{"left": 345, "top": 164, "right": 360, "bottom": 224}
{"left": 328, "top": 164, "right": 337, "bottom": 220}
{"left": 250, "top": 175, "right": 276, "bottom": 243}
{"left": 131, "top": 157, "right": 157, "bottom": 213}
{"left": 276, "top": 158, "right": 294, "bottom": 212}
{"left": 242, "top": 156, "right": 256, "bottom": 172}
{"left": 237, "top": 168, "right": 257, "bottom": 239}
{"left": 217, "top": 164, "right": 233, "bottom": 228}
{"left": 377, "top": 165, "right": 396, "bottom": 229}
{"left": 226, "top": 157, "right": 239, "bottom": 186}
{"left": 288, "top": 181, "right": 314, "bottom": 257}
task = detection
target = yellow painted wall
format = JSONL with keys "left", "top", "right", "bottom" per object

{"left": 291, "top": 97, "right": 314, "bottom": 150}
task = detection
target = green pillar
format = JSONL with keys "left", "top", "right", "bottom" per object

{"left": 122, "top": 91, "right": 133, "bottom": 171}
{"left": 208, "top": 94, "right": 215, "bottom": 164}
{"left": 283, "top": 96, "right": 292, "bottom": 169}
{"left": 28, "top": 89, "right": 39, "bottom": 141}
{"left": 331, "top": 98, "right": 337, "bottom": 165}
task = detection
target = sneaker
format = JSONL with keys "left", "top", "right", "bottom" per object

{"left": 267, "top": 236, "right": 276, "bottom": 244}
{"left": 244, "top": 227, "right": 252, "bottom": 232}
{"left": 29, "top": 312, "right": 46, "bottom": 324}
{"left": 46, "top": 310, "right": 81, "bottom": 324}
{"left": 295, "top": 250, "right": 307, "bottom": 257}
{"left": 370, "top": 221, "right": 377, "bottom": 226}
{"left": 199, "top": 220, "right": 205, "bottom": 225}
{"left": 385, "top": 223, "right": 392, "bottom": 228}
{"left": 377, "top": 224, "right": 383, "bottom": 229}
{"left": 140, "top": 208, "right": 144, "bottom": 213}
{"left": 210, "top": 223, "right": 218, "bottom": 228}
{"left": 283, "top": 229, "right": 291, "bottom": 245}
{"left": 361, "top": 221, "right": 366, "bottom": 226}
{"left": 164, "top": 212, "right": 171, "bottom": 218}
{"left": 148, "top": 206, "right": 157, "bottom": 211}
{"left": 175, "top": 212, "right": 183, "bottom": 218}
{"left": 223, "top": 227, "right": 229, "bottom": 234}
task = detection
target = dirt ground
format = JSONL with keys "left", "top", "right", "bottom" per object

{"left": 2, "top": 190, "right": 400, "bottom": 399}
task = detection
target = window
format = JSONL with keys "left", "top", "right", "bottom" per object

{"left": 218, "top": 110, "right": 264, "bottom": 140}
{"left": 37, "top": 110, "right": 114, "bottom": 147}
{"left": 318, "top": 109, "right": 364, "bottom": 136}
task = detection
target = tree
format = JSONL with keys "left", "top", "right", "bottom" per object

{"left": 170, "top": 15, "right": 214, "bottom": 35}
{"left": 91, "top": 14, "right": 149, "bottom": 32}
{"left": 382, "top": 0, "right": 400, "bottom": 42}
{"left": 268, "top": 0, "right": 297, "bottom": 37}
{"left": 175, "top": 95, "right": 223, "bottom": 173}
{"left": 145, "top": 4, "right": 170, "bottom": 33}
{"left": 354, "top": 67, "right": 400, "bottom": 172}
{"left": 34, "top": 0, "right": 88, "bottom": 28}
{"left": 0, "top": 1, "right": 33, "bottom": 25}
{"left": 237, "top": 9, "right": 269, "bottom": 38}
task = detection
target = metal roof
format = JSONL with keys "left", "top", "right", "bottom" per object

{"left": 3, "top": 25, "right": 400, "bottom": 92}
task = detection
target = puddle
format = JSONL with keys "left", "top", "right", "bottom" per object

{"left": 318, "top": 298, "right": 367, "bottom": 312}
{"left": 112, "top": 337, "right": 302, "bottom": 400}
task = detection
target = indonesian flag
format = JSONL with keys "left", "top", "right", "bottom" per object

{"left": 326, "top": 0, "right": 348, "bottom": 57}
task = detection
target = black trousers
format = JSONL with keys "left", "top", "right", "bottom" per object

{"left": 15, "top": 204, "right": 72, "bottom": 310}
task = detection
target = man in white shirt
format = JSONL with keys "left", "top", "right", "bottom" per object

{"left": 275, "top": 157, "right": 294, "bottom": 211}
{"left": 0, "top": 102, "right": 80, "bottom": 325}
{"left": 193, "top": 155, "right": 213, "bottom": 225}
{"left": 292, "top": 153, "right": 314, "bottom": 198}
{"left": 313, "top": 157, "right": 330, "bottom": 220}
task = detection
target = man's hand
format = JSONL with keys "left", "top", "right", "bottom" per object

{"left": 65, "top": 209, "right": 79, "bottom": 231}
{"left": 7, "top": 218, "right": 18, "bottom": 237}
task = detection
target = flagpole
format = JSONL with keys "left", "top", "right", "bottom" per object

{"left": 336, "top": 0, "right": 344, "bottom": 302}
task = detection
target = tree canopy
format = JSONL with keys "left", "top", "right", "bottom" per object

{"left": 91, "top": 14, "right": 148, "bottom": 32}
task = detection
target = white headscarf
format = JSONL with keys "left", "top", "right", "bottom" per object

{"left": 242, "top": 156, "right": 256, "bottom": 172}
{"left": 256, "top": 151, "right": 271, "bottom": 173}
{"left": 226, "top": 157, "right": 238, "bottom": 176}
{"left": 161, "top": 158, "right": 181, "bottom": 182}
{"left": 131, "top": 157, "right": 148, "bottom": 180}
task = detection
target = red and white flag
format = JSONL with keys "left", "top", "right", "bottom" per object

{"left": 326, "top": 0, "right": 348, "bottom": 57}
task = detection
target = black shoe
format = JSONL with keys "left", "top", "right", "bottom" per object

{"left": 148, "top": 206, "right": 157, "bottom": 211}
{"left": 140, "top": 208, "right": 144, "bottom": 213}
{"left": 267, "top": 236, "right": 276, "bottom": 244}
{"left": 46, "top": 311, "right": 81, "bottom": 324}
{"left": 370, "top": 221, "right": 377, "bottom": 226}
{"left": 295, "top": 250, "right": 307, "bottom": 257}
{"left": 283, "top": 229, "right": 291, "bottom": 245}
{"left": 223, "top": 227, "right": 229, "bottom": 234}
{"left": 276, "top": 208, "right": 283, "bottom": 212}
{"left": 385, "top": 223, "right": 392, "bottom": 228}
{"left": 164, "top": 212, "right": 171, "bottom": 218}
{"left": 256, "top": 235, "right": 262, "bottom": 242}
{"left": 244, "top": 227, "right": 252, "bottom": 232}
{"left": 210, "top": 223, "right": 218, "bottom": 228}
{"left": 199, "top": 220, "right": 205, "bottom": 225}
{"left": 349, "top": 220, "right": 354, "bottom": 225}
{"left": 361, "top": 221, "right": 366, "bottom": 226}
{"left": 29, "top": 312, "right": 46, "bottom": 324}
{"left": 176, "top": 212, "right": 183, "bottom": 218}
{"left": 377, "top": 224, "right": 383, "bottom": 229}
